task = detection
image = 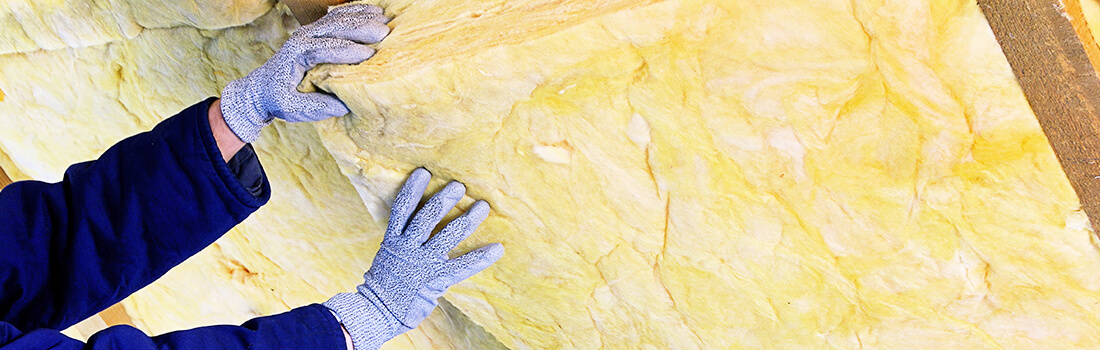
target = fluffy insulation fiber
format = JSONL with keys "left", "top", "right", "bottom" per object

{"left": 308, "top": 0, "right": 1100, "bottom": 348}
{"left": 0, "top": 4, "right": 501, "bottom": 349}
{"left": 3, "top": 0, "right": 1100, "bottom": 348}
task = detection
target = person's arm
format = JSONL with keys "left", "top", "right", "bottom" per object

{"left": 0, "top": 3, "right": 385, "bottom": 347}
{"left": 0, "top": 304, "right": 345, "bottom": 349}
{"left": 0, "top": 99, "right": 353, "bottom": 349}
{"left": 209, "top": 99, "right": 247, "bottom": 162}
{"left": 0, "top": 98, "right": 270, "bottom": 332}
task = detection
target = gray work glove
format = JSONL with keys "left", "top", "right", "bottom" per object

{"left": 220, "top": 3, "right": 390, "bottom": 143}
{"left": 325, "top": 168, "right": 505, "bottom": 350}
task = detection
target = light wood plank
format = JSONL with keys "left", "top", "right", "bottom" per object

{"left": 0, "top": 165, "right": 10, "bottom": 188}
{"left": 97, "top": 303, "right": 134, "bottom": 327}
{"left": 978, "top": 0, "right": 1100, "bottom": 231}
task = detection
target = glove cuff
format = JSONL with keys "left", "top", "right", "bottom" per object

{"left": 324, "top": 291, "right": 407, "bottom": 350}
{"left": 221, "top": 78, "right": 273, "bottom": 143}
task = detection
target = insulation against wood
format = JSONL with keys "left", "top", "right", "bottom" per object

{"left": 0, "top": 148, "right": 26, "bottom": 183}
{"left": 1084, "top": 0, "right": 1100, "bottom": 41}
{"left": 4, "top": 0, "right": 1100, "bottom": 348}
{"left": 306, "top": 0, "right": 1100, "bottom": 348}
{"left": 0, "top": 4, "right": 502, "bottom": 349}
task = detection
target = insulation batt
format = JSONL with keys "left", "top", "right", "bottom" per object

{"left": 0, "top": 5, "right": 504, "bottom": 349}
{"left": 0, "top": 0, "right": 1100, "bottom": 349}
{"left": 0, "top": 0, "right": 276, "bottom": 55}
{"left": 307, "top": 0, "right": 1100, "bottom": 348}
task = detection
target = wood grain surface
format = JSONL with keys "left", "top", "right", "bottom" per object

{"left": 0, "top": 165, "right": 10, "bottom": 188}
{"left": 978, "top": 0, "right": 1100, "bottom": 232}
{"left": 282, "top": 0, "right": 346, "bottom": 24}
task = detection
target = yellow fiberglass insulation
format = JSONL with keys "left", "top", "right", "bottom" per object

{"left": 306, "top": 0, "right": 1100, "bottom": 348}
{"left": 3, "top": 0, "right": 1100, "bottom": 348}
{"left": 0, "top": 0, "right": 276, "bottom": 55}
{"left": 0, "top": 4, "right": 502, "bottom": 349}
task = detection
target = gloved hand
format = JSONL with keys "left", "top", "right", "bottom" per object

{"left": 220, "top": 3, "right": 391, "bottom": 143}
{"left": 325, "top": 168, "right": 505, "bottom": 350}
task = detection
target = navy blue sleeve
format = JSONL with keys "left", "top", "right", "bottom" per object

{"left": 0, "top": 304, "right": 345, "bottom": 350}
{"left": 0, "top": 97, "right": 270, "bottom": 331}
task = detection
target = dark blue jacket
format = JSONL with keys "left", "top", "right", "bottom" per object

{"left": 0, "top": 98, "right": 344, "bottom": 349}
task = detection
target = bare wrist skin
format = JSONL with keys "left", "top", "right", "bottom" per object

{"left": 208, "top": 99, "right": 247, "bottom": 162}
{"left": 343, "top": 325, "right": 354, "bottom": 350}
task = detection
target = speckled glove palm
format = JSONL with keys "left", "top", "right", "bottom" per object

{"left": 220, "top": 3, "right": 390, "bottom": 143}
{"left": 325, "top": 168, "right": 505, "bottom": 350}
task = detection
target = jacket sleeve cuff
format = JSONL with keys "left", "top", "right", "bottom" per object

{"left": 193, "top": 97, "right": 271, "bottom": 208}
{"left": 237, "top": 304, "right": 348, "bottom": 349}
{"left": 325, "top": 292, "right": 402, "bottom": 350}
{"left": 138, "top": 304, "right": 348, "bottom": 349}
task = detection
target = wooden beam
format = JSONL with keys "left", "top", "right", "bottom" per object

{"left": 978, "top": 0, "right": 1100, "bottom": 231}
{"left": 282, "top": 0, "right": 346, "bottom": 24}
{"left": 69, "top": 304, "right": 134, "bottom": 340}
{"left": 97, "top": 304, "right": 134, "bottom": 327}
{"left": 0, "top": 167, "right": 9, "bottom": 188}
{"left": 0, "top": 149, "right": 25, "bottom": 183}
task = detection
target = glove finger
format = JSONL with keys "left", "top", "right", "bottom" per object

{"left": 405, "top": 181, "right": 466, "bottom": 244}
{"left": 372, "top": 13, "right": 392, "bottom": 24}
{"left": 322, "top": 18, "right": 390, "bottom": 44}
{"left": 386, "top": 168, "right": 433, "bottom": 238}
{"left": 276, "top": 91, "right": 350, "bottom": 122}
{"left": 443, "top": 243, "right": 505, "bottom": 283}
{"left": 302, "top": 39, "right": 377, "bottom": 67}
{"left": 424, "top": 200, "right": 490, "bottom": 254}
{"left": 327, "top": 3, "right": 384, "bottom": 17}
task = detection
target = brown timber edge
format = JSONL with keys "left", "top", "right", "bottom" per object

{"left": 978, "top": 0, "right": 1100, "bottom": 233}
{"left": 0, "top": 166, "right": 10, "bottom": 188}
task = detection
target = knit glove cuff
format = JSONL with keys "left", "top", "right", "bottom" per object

{"left": 324, "top": 290, "right": 409, "bottom": 350}
{"left": 221, "top": 78, "right": 273, "bottom": 143}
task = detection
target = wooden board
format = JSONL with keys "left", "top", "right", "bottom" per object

{"left": 978, "top": 0, "right": 1100, "bottom": 232}
{"left": 282, "top": 0, "right": 345, "bottom": 24}
{"left": 0, "top": 165, "right": 10, "bottom": 188}
{"left": 68, "top": 304, "right": 134, "bottom": 340}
